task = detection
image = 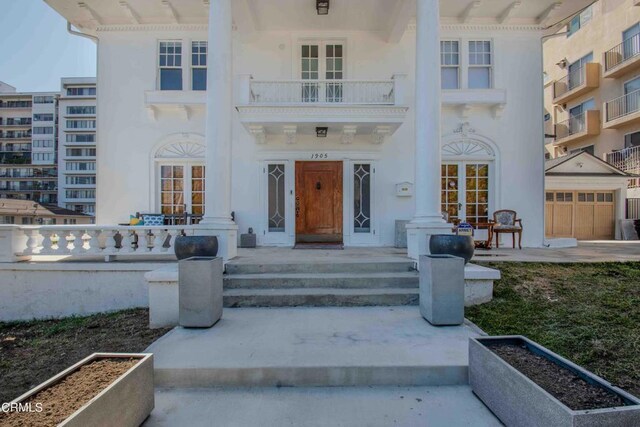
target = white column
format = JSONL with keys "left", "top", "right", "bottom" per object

{"left": 406, "top": 0, "right": 452, "bottom": 260}
{"left": 198, "top": 0, "right": 238, "bottom": 260}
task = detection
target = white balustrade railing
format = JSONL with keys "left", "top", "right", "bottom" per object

{"left": 1, "top": 225, "right": 200, "bottom": 261}
{"left": 249, "top": 79, "right": 396, "bottom": 105}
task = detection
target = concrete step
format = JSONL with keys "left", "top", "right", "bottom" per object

{"left": 223, "top": 287, "right": 418, "bottom": 308}
{"left": 146, "top": 307, "right": 475, "bottom": 389}
{"left": 146, "top": 386, "right": 501, "bottom": 427}
{"left": 225, "top": 260, "right": 415, "bottom": 275}
{"left": 223, "top": 272, "right": 419, "bottom": 289}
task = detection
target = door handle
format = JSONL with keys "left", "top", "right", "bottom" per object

{"left": 316, "top": 182, "right": 322, "bottom": 190}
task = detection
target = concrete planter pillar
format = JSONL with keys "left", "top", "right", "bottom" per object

{"left": 179, "top": 257, "right": 223, "bottom": 328}
{"left": 419, "top": 254, "right": 465, "bottom": 326}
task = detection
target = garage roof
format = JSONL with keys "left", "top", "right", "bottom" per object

{"left": 545, "top": 151, "right": 632, "bottom": 177}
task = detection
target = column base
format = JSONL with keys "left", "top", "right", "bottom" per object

{"left": 194, "top": 222, "right": 238, "bottom": 261}
{"left": 406, "top": 221, "right": 455, "bottom": 260}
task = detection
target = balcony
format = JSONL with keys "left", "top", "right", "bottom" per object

{"left": 0, "top": 120, "right": 32, "bottom": 127}
{"left": 236, "top": 75, "right": 408, "bottom": 144}
{"left": 0, "top": 102, "right": 32, "bottom": 109}
{"left": 604, "top": 33, "right": 640, "bottom": 79}
{"left": 553, "top": 110, "right": 601, "bottom": 146}
{"left": 604, "top": 89, "right": 640, "bottom": 129}
{"left": 552, "top": 63, "right": 600, "bottom": 105}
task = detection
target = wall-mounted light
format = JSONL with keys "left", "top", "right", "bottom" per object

{"left": 556, "top": 58, "right": 568, "bottom": 69}
{"left": 316, "top": 0, "right": 329, "bottom": 15}
{"left": 316, "top": 127, "right": 328, "bottom": 137}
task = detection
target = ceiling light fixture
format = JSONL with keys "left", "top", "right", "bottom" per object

{"left": 316, "top": 127, "right": 328, "bottom": 137}
{"left": 316, "top": 0, "right": 329, "bottom": 15}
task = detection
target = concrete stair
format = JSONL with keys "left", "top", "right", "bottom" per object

{"left": 223, "top": 261, "right": 419, "bottom": 308}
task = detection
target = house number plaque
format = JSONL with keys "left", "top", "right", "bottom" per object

{"left": 310, "top": 153, "right": 329, "bottom": 159}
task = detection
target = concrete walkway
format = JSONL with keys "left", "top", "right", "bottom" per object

{"left": 144, "top": 306, "right": 500, "bottom": 426}
{"left": 146, "top": 306, "right": 477, "bottom": 388}
{"left": 145, "top": 386, "right": 500, "bottom": 427}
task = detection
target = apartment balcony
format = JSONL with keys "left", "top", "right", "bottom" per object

{"left": 552, "top": 63, "right": 600, "bottom": 105}
{"left": 603, "top": 89, "right": 640, "bottom": 129}
{"left": 0, "top": 103, "right": 32, "bottom": 109}
{"left": 604, "top": 33, "right": 640, "bottom": 79}
{"left": 0, "top": 121, "right": 32, "bottom": 128}
{"left": 607, "top": 146, "right": 640, "bottom": 188}
{"left": 236, "top": 75, "right": 408, "bottom": 144}
{"left": 553, "top": 110, "right": 601, "bottom": 146}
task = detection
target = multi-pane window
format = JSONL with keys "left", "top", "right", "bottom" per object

{"left": 567, "top": 6, "right": 592, "bottom": 37}
{"left": 66, "top": 176, "right": 96, "bottom": 185}
{"left": 66, "top": 162, "right": 95, "bottom": 171}
{"left": 159, "top": 41, "right": 183, "bottom": 90}
{"left": 66, "top": 189, "right": 95, "bottom": 199}
{"left": 66, "top": 87, "right": 96, "bottom": 96}
{"left": 191, "top": 41, "right": 207, "bottom": 91}
{"left": 66, "top": 120, "right": 96, "bottom": 129}
{"left": 33, "top": 96, "right": 54, "bottom": 104}
{"left": 464, "top": 164, "right": 489, "bottom": 223}
{"left": 32, "top": 153, "right": 54, "bottom": 162}
{"left": 441, "top": 163, "right": 490, "bottom": 223}
{"left": 67, "top": 106, "right": 96, "bottom": 115}
{"left": 325, "top": 44, "right": 344, "bottom": 102}
{"left": 32, "top": 140, "right": 54, "bottom": 148}
{"left": 32, "top": 127, "right": 53, "bottom": 134}
{"left": 66, "top": 148, "right": 96, "bottom": 157}
{"left": 66, "top": 134, "right": 95, "bottom": 143}
{"left": 441, "top": 41, "right": 460, "bottom": 89}
{"left": 468, "top": 41, "right": 492, "bottom": 89}
{"left": 301, "top": 45, "right": 320, "bottom": 102}
{"left": 441, "top": 164, "right": 460, "bottom": 220}
{"left": 33, "top": 114, "right": 53, "bottom": 122}
{"left": 160, "top": 165, "right": 205, "bottom": 215}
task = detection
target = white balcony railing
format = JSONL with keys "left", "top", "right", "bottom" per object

{"left": 247, "top": 79, "right": 396, "bottom": 105}
{"left": 1, "top": 225, "right": 200, "bottom": 261}
{"left": 607, "top": 145, "right": 640, "bottom": 177}
{"left": 605, "top": 89, "right": 640, "bottom": 122}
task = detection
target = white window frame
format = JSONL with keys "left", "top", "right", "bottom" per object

{"left": 347, "top": 160, "right": 378, "bottom": 246}
{"left": 261, "top": 160, "right": 294, "bottom": 246}
{"left": 467, "top": 40, "right": 493, "bottom": 89}
{"left": 156, "top": 161, "right": 205, "bottom": 215}
{"left": 441, "top": 40, "right": 461, "bottom": 90}
{"left": 295, "top": 39, "right": 347, "bottom": 80}
{"left": 191, "top": 40, "right": 207, "bottom": 91}
{"left": 441, "top": 160, "right": 494, "bottom": 237}
{"left": 158, "top": 40, "right": 183, "bottom": 91}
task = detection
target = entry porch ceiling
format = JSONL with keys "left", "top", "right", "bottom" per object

{"left": 45, "top": 0, "right": 595, "bottom": 37}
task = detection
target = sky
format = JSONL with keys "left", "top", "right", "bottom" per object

{"left": 0, "top": 0, "right": 96, "bottom": 93}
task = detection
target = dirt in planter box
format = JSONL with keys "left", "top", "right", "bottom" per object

{"left": 488, "top": 343, "right": 627, "bottom": 411}
{"left": 0, "top": 358, "right": 138, "bottom": 427}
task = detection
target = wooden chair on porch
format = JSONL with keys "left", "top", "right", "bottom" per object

{"left": 490, "top": 210, "right": 523, "bottom": 249}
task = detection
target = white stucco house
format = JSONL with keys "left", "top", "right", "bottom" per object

{"left": 43, "top": 0, "right": 595, "bottom": 260}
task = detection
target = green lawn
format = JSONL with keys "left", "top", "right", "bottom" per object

{"left": 466, "top": 262, "right": 640, "bottom": 397}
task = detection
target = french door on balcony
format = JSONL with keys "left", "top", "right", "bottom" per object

{"left": 441, "top": 162, "right": 490, "bottom": 224}
{"left": 623, "top": 23, "right": 640, "bottom": 61}
{"left": 300, "top": 42, "right": 344, "bottom": 103}
{"left": 567, "top": 53, "right": 593, "bottom": 90}
{"left": 159, "top": 164, "right": 205, "bottom": 217}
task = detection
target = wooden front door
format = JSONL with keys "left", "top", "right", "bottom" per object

{"left": 295, "top": 161, "right": 343, "bottom": 243}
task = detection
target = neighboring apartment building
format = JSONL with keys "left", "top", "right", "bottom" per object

{"left": 45, "top": 0, "right": 593, "bottom": 258}
{"left": 543, "top": 0, "right": 639, "bottom": 240}
{"left": 57, "top": 78, "right": 97, "bottom": 217}
{"left": 0, "top": 82, "right": 59, "bottom": 205}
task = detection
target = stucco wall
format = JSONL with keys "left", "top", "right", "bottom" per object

{"left": 94, "top": 26, "right": 546, "bottom": 247}
{"left": 0, "top": 263, "right": 163, "bottom": 321}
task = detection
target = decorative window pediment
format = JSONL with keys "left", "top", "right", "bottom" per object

{"left": 155, "top": 141, "right": 205, "bottom": 159}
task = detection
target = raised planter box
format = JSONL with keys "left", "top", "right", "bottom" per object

{"left": 469, "top": 336, "right": 640, "bottom": 426}
{"left": 5, "top": 353, "right": 154, "bottom": 427}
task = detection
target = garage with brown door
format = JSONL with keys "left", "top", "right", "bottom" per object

{"left": 545, "top": 191, "right": 615, "bottom": 240}
{"left": 544, "top": 151, "right": 630, "bottom": 241}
